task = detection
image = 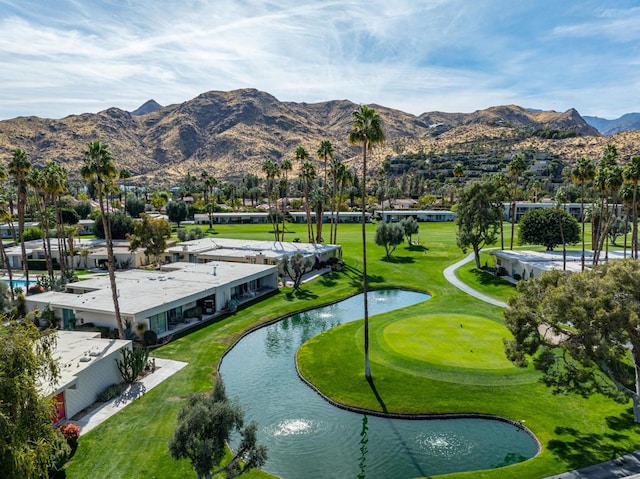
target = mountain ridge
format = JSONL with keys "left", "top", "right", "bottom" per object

{"left": 584, "top": 113, "right": 640, "bottom": 135}
{"left": 2, "top": 88, "right": 638, "bottom": 183}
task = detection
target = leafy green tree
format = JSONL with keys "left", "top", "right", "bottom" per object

{"left": 81, "top": 140, "right": 125, "bottom": 339}
{"left": 279, "top": 253, "right": 314, "bottom": 289}
{"left": 503, "top": 259, "right": 640, "bottom": 422}
{"left": 608, "top": 217, "right": 630, "bottom": 246}
{"left": 125, "top": 196, "right": 146, "bottom": 218}
{"left": 375, "top": 222, "right": 404, "bottom": 258}
{"left": 74, "top": 200, "right": 93, "bottom": 219}
{"left": 166, "top": 201, "right": 189, "bottom": 227}
{"left": 0, "top": 321, "right": 60, "bottom": 478}
{"left": 400, "top": 217, "right": 420, "bottom": 245}
{"left": 455, "top": 178, "right": 503, "bottom": 268}
{"left": 128, "top": 214, "right": 172, "bottom": 264}
{"left": 348, "top": 104, "right": 385, "bottom": 379}
{"left": 169, "top": 378, "right": 267, "bottom": 479}
{"left": 93, "top": 211, "right": 135, "bottom": 239}
{"left": 518, "top": 208, "right": 580, "bottom": 251}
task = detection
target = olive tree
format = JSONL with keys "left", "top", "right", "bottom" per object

{"left": 169, "top": 378, "right": 267, "bottom": 479}
{"left": 375, "top": 222, "right": 404, "bottom": 258}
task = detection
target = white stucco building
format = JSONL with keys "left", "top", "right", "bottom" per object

{"left": 490, "top": 249, "right": 628, "bottom": 280}
{"left": 25, "top": 261, "right": 279, "bottom": 337}
{"left": 47, "top": 331, "right": 131, "bottom": 422}
{"left": 163, "top": 237, "right": 341, "bottom": 266}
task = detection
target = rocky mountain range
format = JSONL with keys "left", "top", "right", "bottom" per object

{"left": 584, "top": 113, "right": 640, "bottom": 135}
{"left": 1, "top": 88, "right": 639, "bottom": 183}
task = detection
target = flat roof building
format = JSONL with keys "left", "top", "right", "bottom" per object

{"left": 26, "top": 261, "right": 278, "bottom": 338}
{"left": 47, "top": 331, "right": 131, "bottom": 423}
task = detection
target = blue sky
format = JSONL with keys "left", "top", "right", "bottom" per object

{"left": 0, "top": 0, "right": 639, "bottom": 120}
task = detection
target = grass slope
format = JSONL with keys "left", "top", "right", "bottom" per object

{"left": 65, "top": 222, "right": 640, "bottom": 479}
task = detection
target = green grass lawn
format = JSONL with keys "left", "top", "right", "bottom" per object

{"left": 64, "top": 221, "right": 640, "bottom": 479}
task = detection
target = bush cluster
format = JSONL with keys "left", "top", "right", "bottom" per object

{"left": 97, "top": 383, "right": 123, "bottom": 402}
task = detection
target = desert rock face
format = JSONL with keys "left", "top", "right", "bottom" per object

{"left": 1, "top": 88, "right": 638, "bottom": 183}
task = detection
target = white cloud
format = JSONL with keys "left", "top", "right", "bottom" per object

{"left": 0, "top": 0, "right": 638, "bottom": 119}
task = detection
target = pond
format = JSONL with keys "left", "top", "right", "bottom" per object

{"left": 219, "top": 290, "right": 538, "bottom": 478}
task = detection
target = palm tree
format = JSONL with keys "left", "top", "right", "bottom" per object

{"left": 28, "top": 168, "right": 55, "bottom": 282}
{"left": 262, "top": 159, "right": 280, "bottom": 242}
{"left": 316, "top": 140, "right": 334, "bottom": 243}
{"left": 452, "top": 161, "right": 464, "bottom": 185}
{"left": 623, "top": 155, "right": 640, "bottom": 259}
{"left": 295, "top": 146, "right": 314, "bottom": 242}
{"left": 328, "top": 157, "right": 343, "bottom": 244}
{"left": 42, "top": 162, "right": 68, "bottom": 277}
{"left": 119, "top": 168, "right": 131, "bottom": 204}
{"left": 572, "top": 157, "right": 595, "bottom": 270}
{"left": 81, "top": 140, "right": 125, "bottom": 339}
{"left": 0, "top": 165, "right": 14, "bottom": 300}
{"left": 8, "top": 148, "right": 32, "bottom": 286}
{"left": 280, "top": 159, "right": 292, "bottom": 241}
{"left": 507, "top": 153, "right": 527, "bottom": 250}
{"left": 348, "top": 104, "right": 385, "bottom": 379}
{"left": 299, "top": 160, "right": 317, "bottom": 243}
{"left": 334, "top": 166, "right": 353, "bottom": 245}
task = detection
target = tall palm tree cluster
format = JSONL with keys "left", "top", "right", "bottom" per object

{"left": 4, "top": 149, "right": 81, "bottom": 294}
{"left": 1, "top": 142, "right": 128, "bottom": 339}
{"left": 570, "top": 146, "right": 640, "bottom": 268}
{"left": 489, "top": 145, "right": 640, "bottom": 271}
{"left": 259, "top": 142, "right": 355, "bottom": 244}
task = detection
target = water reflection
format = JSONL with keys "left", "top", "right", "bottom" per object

{"left": 358, "top": 416, "right": 368, "bottom": 479}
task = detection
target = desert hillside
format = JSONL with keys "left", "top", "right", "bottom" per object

{"left": 1, "top": 88, "right": 639, "bottom": 183}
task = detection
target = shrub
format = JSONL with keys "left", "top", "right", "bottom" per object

{"left": 97, "top": 383, "right": 123, "bottom": 402}
{"left": 143, "top": 329, "right": 158, "bottom": 346}
{"left": 56, "top": 423, "right": 80, "bottom": 446}
{"left": 49, "top": 430, "right": 72, "bottom": 474}
{"left": 23, "top": 226, "right": 42, "bottom": 241}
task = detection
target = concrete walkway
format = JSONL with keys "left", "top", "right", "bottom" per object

{"left": 442, "top": 252, "right": 507, "bottom": 307}
{"left": 443, "top": 253, "right": 640, "bottom": 479}
{"left": 70, "top": 357, "right": 187, "bottom": 435}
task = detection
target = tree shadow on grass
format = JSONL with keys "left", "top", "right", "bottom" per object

{"left": 404, "top": 245, "right": 428, "bottom": 252}
{"left": 343, "top": 264, "right": 385, "bottom": 289}
{"left": 468, "top": 268, "right": 515, "bottom": 287}
{"left": 548, "top": 415, "right": 635, "bottom": 470}
{"left": 381, "top": 256, "right": 415, "bottom": 264}
{"left": 318, "top": 271, "right": 339, "bottom": 287}
{"left": 283, "top": 288, "right": 319, "bottom": 301}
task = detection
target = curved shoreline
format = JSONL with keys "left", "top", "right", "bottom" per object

{"left": 294, "top": 350, "right": 542, "bottom": 455}
{"left": 218, "top": 285, "right": 542, "bottom": 465}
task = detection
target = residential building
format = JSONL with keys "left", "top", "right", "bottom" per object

{"left": 25, "top": 261, "right": 278, "bottom": 338}
{"left": 47, "top": 331, "right": 131, "bottom": 422}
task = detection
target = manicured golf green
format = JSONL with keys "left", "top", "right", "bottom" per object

{"left": 382, "top": 314, "right": 516, "bottom": 370}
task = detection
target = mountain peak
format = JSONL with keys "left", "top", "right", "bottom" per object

{"left": 131, "top": 99, "right": 162, "bottom": 116}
